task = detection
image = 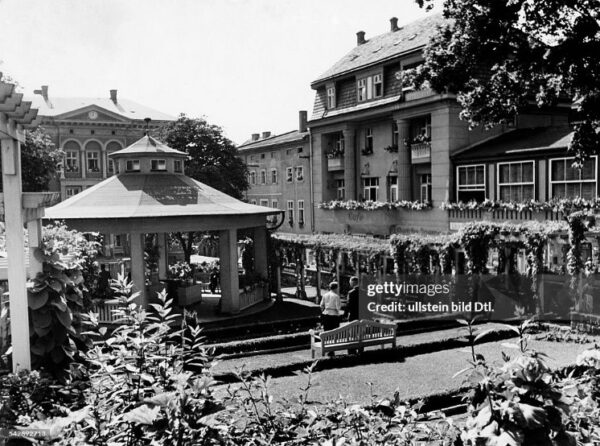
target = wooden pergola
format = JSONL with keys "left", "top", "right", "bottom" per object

{"left": 45, "top": 135, "right": 281, "bottom": 313}
{"left": 0, "top": 74, "right": 62, "bottom": 372}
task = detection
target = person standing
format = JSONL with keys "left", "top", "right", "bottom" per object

{"left": 209, "top": 267, "right": 219, "bottom": 294}
{"left": 346, "top": 276, "right": 360, "bottom": 322}
{"left": 320, "top": 281, "right": 342, "bottom": 331}
{"left": 97, "top": 264, "right": 112, "bottom": 299}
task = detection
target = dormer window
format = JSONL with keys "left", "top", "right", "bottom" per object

{"left": 151, "top": 159, "right": 167, "bottom": 171}
{"left": 126, "top": 159, "right": 141, "bottom": 172}
{"left": 357, "top": 73, "right": 383, "bottom": 102}
{"left": 174, "top": 160, "right": 183, "bottom": 173}
{"left": 327, "top": 86, "right": 336, "bottom": 109}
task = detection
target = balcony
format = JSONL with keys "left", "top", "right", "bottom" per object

{"left": 447, "top": 208, "right": 566, "bottom": 230}
{"left": 410, "top": 142, "right": 431, "bottom": 163}
{"left": 404, "top": 88, "right": 436, "bottom": 102}
{"left": 327, "top": 156, "right": 344, "bottom": 171}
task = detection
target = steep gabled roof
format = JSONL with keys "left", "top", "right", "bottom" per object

{"left": 312, "top": 13, "right": 444, "bottom": 86}
{"left": 28, "top": 95, "right": 175, "bottom": 121}
{"left": 238, "top": 130, "right": 308, "bottom": 151}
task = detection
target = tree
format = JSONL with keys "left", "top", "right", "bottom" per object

{"left": 20, "top": 127, "right": 64, "bottom": 191}
{"left": 158, "top": 114, "right": 249, "bottom": 265}
{"left": 412, "top": 0, "right": 600, "bottom": 164}
{"left": 157, "top": 114, "right": 249, "bottom": 199}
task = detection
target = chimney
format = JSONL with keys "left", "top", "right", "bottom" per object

{"left": 390, "top": 17, "right": 399, "bottom": 32}
{"left": 34, "top": 85, "right": 49, "bottom": 101}
{"left": 356, "top": 31, "right": 366, "bottom": 45}
{"left": 262, "top": 131, "right": 271, "bottom": 139}
{"left": 298, "top": 110, "right": 307, "bottom": 133}
{"left": 251, "top": 133, "right": 260, "bottom": 141}
{"left": 110, "top": 89, "right": 118, "bottom": 103}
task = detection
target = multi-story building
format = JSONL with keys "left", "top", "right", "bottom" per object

{"left": 238, "top": 111, "right": 312, "bottom": 234}
{"left": 309, "top": 15, "right": 573, "bottom": 235}
{"left": 28, "top": 86, "right": 174, "bottom": 200}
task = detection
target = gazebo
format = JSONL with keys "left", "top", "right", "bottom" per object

{"left": 45, "top": 135, "right": 282, "bottom": 314}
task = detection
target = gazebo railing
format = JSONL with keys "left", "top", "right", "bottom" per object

{"left": 240, "top": 284, "right": 267, "bottom": 311}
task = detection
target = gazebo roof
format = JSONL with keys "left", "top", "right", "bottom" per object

{"left": 45, "top": 174, "right": 278, "bottom": 219}
{"left": 109, "top": 135, "right": 188, "bottom": 158}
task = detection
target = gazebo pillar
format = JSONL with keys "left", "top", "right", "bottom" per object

{"left": 130, "top": 232, "right": 147, "bottom": 307}
{"left": 253, "top": 226, "right": 268, "bottom": 280}
{"left": 157, "top": 233, "right": 169, "bottom": 280}
{"left": 219, "top": 228, "right": 239, "bottom": 314}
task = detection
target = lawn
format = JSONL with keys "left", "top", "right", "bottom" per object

{"left": 215, "top": 339, "right": 594, "bottom": 406}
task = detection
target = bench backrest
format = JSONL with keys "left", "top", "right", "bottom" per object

{"left": 320, "top": 320, "right": 396, "bottom": 346}
{"left": 320, "top": 320, "right": 362, "bottom": 346}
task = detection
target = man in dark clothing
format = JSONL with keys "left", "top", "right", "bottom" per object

{"left": 346, "top": 276, "right": 360, "bottom": 322}
{"left": 209, "top": 267, "right": 219, "bottom": 294}
{"left": 98, "top": 264, "right": 112, "bottom": 298}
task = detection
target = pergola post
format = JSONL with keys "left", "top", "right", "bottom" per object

{"left": 130, "top": 232, "right": 147, "bottom": 307}
{"left": 1, "top": 137, "right": 30, "bottom": 371}
{"left": 157, "top": 232, "right": 169, "bottom": 280}
{"left": 27, "top": 218, "right": 43, "bottom": 278}
{"left": 219, "top": 228, "right": 239, "bottom": 314}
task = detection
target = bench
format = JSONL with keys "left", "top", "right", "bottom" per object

{"left": 309, "top": 319, "right": 397, "bottom": 358}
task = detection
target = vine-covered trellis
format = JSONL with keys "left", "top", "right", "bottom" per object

{"left": 271, "top": 214, "right": 599, "bottom": 317}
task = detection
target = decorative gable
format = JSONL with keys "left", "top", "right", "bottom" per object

{"left": 55, "top": 105, "right": 130, "bottom": 123}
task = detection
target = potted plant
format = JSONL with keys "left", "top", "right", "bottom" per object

{"left": 168, "top": 261, "right": 203, "bottom": 306}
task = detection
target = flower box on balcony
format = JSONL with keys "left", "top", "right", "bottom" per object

{"left": 327, "top": 157, "right": 344, "bottom": 171}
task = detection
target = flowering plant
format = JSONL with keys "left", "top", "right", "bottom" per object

{"left": 325, "top": 147, "right": 344, "bottom": 158}
{"left": 319, "top": 199, "right": 431, "bottom": 211}
{"left": 440, "top": 197, "right": 600, "bottom": 214}
{"left": 403, "top": 134, "right": 431, "bottom": 147}
{"left": 168, "top": 261, "right": 193, "bottom": 281}
{"left": 383, "top": 144, "right": 398, "bottom": 153}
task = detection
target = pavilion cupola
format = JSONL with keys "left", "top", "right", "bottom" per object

{"left": 108, "top": 135, "right": 188, "bottom": 175}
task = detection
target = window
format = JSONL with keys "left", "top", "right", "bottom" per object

{"left": 286, "top": 167, "right": 293, "bottom": 182}
{"left": 550, "top": 156, "right": 597, "bottom": 200}
{"left": 65, "top": 186, "right": 81, "bottom": 198}
{"left": 126, "top": 159, "right": 141, "bottom": 172}
{"left": 250, "top": 199, "right": 257, "bottom": 205}
{"left": 336, "top": 179, "right": 345, "bottom": 200}
{"left": 114, "top": 234, "right": 123, "bottom": 247}
{"left": 249, "top": 171, "right": 256, "bottom": 185}
{"left": 365, "top": 128, "right": 374, "bottom": 152}
{"left": 298, "top": 200, "right": 305, "bottom": 225}
{"left": 357, "top": 79, "right": 367, "bottom": 101}
{"left": 271, "top": 199, "right": 278, "bottom": 209}
{"left": 327, "top": 86, "right": 336, "bottom": 109}
{"left": 260, "top": 153, "right": 265, "bottom": 159}
{"left": 497, "top": 161, "right": 535, "bottom": 202}
{"left": 287, "top": 200, "right": 294, "bottom": 224}
{"left": 295, "top": 166, "right": 304, "bottom": 181}
{"left": 260, "top": 199, "right": 269, "bottom": 207}
{"left": 411, "top": 115, "right": 432, "bottom": 141}
{"left": 389, "top": 176, "right": 398, "bottom": 202}
{"left": 392, "top": 122, "right": 399, "bottom": 146}
{"left": 362, "top": 177, "right": 379, "bottom": 201}
{"left": 174, "top": 160, "right": 183, "bottom": 173}
{"left": 373, "top": 74, "right": 383, "bottom": 98}
{"left": 357, "top": 73, "right": 383, "bottom": 102}
{"left": 271, "top": 151, "right": 275, "bottom": 158}
{"left": 271, "top": 169, "right": 278, "bottom": 184}
{"left": 151, "top": 159, "right": 167, "bottom": 171}
{"left": 336, "top": 133, "right": 345, "bottom": 152}
{"left": 420, "top": 174, "right": 432, "bottom": 202}
{"left": 260, "top": 169, "right": 267, "bottom": 184}
{"left": 457, "top": 165, "right": 486, "bottom": 202}
{"left": 108, "top": 158, "right": 115, "bottom": 174}
{"left": 87, "top": 151, "right": 100, "bottom": 172}
{"left": 65, "top": 151, "right": 79, "bottom": 172}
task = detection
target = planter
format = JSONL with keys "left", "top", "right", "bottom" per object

{"left": 177, "top": 283, "right": 203, "bottom": 306}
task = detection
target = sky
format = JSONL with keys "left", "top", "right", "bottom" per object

{"left": 0, "top": 0, "right": 436, "bottom": 145}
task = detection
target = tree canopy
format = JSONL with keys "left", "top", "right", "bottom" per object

{"left": 20, "top": 127, "right": 64, "bottom": 192}
{"left": 157, "top": 114, "right": 249, "bottom": 199}
{"left": 413, "top": 0, "right": 600, "bottom": 164}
